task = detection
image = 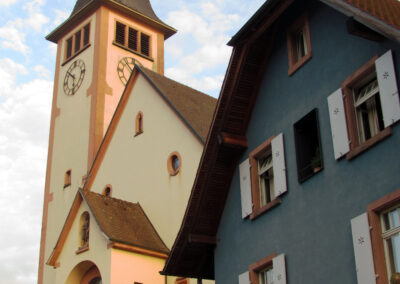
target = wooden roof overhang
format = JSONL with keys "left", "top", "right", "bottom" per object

{"left": 161, "top": 0, "right": 293, "bottom": 279}
{"left": 46, "top": 0, "right": 176, "bottom": 43}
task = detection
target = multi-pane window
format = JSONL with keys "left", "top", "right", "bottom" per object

{"left": 259, "top": 266, "right": 273, "bottom": 284}
{"left": 328, "top": 50, "right": 400, "bottom": 160}
{"left": 382, "top": 206, "right": 400, "bottom": 280}
{"left": 353, "top": 78, "right": 384, "bottom": 143}
{"left": 65, "top": 23, "right": 90, "bottom": 61}
{"left": 114, "top": 21, "right": 151, "bottom": 57}
{"left": 257, "top": 153, "right": 274, "bottom": 207}
{"left": 239, "top": 134, "right": 287, "bottom": 220}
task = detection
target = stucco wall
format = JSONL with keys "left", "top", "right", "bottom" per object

{"left": 56, "top": 201, "right": 111, "bottom": 284}
{"left": 43, "top": 12, "right": 97, "bottom": 284}
{"left": 215, "top": 1, "right": 400, "bottom": 284}
{"left": 110, "top": 249, "right": 165, "bottom": 284}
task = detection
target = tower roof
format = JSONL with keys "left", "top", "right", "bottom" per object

{"left": 46, "top": 0, "right": 176, "bottom": 43}
{"left": 71, "top": 0, "right": 162, "bottom": 26}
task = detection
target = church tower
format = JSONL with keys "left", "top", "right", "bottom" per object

{"left": 38, "top": 1, "right": 176, "bottom": 283}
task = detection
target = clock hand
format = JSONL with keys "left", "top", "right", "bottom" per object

{"left": 67, "top": 71, "right": 75, "bottom": 80}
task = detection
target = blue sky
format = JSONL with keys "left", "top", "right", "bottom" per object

{"left": 0, "top": 0, "right": 264, "bottom": 283}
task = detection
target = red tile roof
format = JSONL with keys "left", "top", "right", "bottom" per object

{"left": 344, "top": 0, "right": 400, "bottom": 29}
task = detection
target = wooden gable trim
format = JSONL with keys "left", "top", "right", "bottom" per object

{"left": 162, "top": 3, "right": 282, "bottom": 280}
{"left": 46, "top": 191, "right": 83, "bottom": 267}
{"left": 108, "top": 242, "right": 169, "bottom": 259}
{"left": 85, "top": 69, "right": 139, "bottom": 190}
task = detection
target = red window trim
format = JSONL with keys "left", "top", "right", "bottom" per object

{"left": 249, "top": 252, "right": 277, "bottom": 284}
{"left": 287, "top": 13, "right": 312, "bottom": 76}
{"left": 341, "top": 54, "right": 392, "bottom": 160}
{"left": 367, "top": 188, "right": 400, "bottom": 284}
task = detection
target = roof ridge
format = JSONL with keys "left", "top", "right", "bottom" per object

{"left": 140, "top": 67, "right": 217, "bottom": 101}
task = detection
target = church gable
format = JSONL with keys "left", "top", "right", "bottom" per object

{"left": 84, "top": 67, "right": 216, "bottom": 248}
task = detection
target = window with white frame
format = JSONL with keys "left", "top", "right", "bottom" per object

{"left": 328, "top": 50, "right": 400, "bottom": 160}
{"left": 353, "top": 77, "right": 384, "bottom": 143}
{"left": 239, "top": 134, "right": 287, "bottom": 220}
{"left": 381, "top": 205, "right": 400, "bottom": 280}
{"left": 351, "top": 190, "right": 400, "bottom": 284}
{"left": 258, "top": 152, "right": 274, "bottom": 207}
{"left": 259, "top": 266, "right": 274, "bottom": 284}
{"left": 238, "top": 253, "right": 287, "bottom": 284}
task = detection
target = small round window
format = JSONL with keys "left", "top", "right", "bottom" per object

{"left": 167, "top": 152, "right": 181, "bottom": 176}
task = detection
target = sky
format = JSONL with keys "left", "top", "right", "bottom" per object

{"left": 0, "top": 0, "right": 265, "bottom": 283}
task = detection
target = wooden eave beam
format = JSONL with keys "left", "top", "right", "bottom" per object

{"left": 346, "top": 17, "right": 384, "bottom": 42}
{"left": 218, "top": 132, "right": 248, "bottom": 149}
{"left": 188, "top": 234, "right": 217, "bottom": 245}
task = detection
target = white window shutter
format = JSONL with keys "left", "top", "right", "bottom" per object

{"left": 375, "top": 49, "right": 400, "bottom": 127}
{"left": 239, "top": 158, "right": 252, "bottom": 219}
{"left": 238, "top": 271, "right": 250, "bottom": 284}
{"left": 328, "top": 88, "right": 350, "bottom": 159}
{"left": 350, "top": 213, "right": 376, "bottom": 284}
{"left": 271, "top": 133, "right": 287, "bottom": 198}
{"left": 273, "top": 254, "right": 287, "bottom": 284}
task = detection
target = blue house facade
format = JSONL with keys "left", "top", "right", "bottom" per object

{"left": 162, "top": 1, "right": 400, "bottom": 284}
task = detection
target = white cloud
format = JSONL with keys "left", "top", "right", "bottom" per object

{"left": 0, "top": 58, "right": 52, "bottom": 284}
{"left": 0, "top": 0, "right": 16, "bottom": 6}
{"left": 0, "top": 58, "right": 27, "bottom": 96}
{"left": 34, "top": 65, "right": 50, "bottom": 79}
{"left": 0, "top": 26, "right": 29, "bottom": 54}
{"left": 53, "top": 9, "right": 70, "bottom": 27}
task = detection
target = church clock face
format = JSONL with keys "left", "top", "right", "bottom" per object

{"left": 63, "top": 59, "right": 85, "bottom": 96}
{"left": 117, "top": 57, "right": 142, "bottom": 85}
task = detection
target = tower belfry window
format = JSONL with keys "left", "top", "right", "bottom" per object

{"left": 141, "top": 33, "right": 150, "bottom": 56}
{"left": 64, "top": 22, "right": 91, "bottom": 61}
{"left": 128, "top": 27, "right": 138, "bottom": 51}
{"left": 114, "top": 21, "right": 151, "bottom": 58}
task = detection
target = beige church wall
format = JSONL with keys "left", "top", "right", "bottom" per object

{"left": 102, "top": 8, "right": 164, "bottom": 136}
{"left": 88, "top": 74, "right": 204, "bottom": 249}
{"left": 42, "top": 12, "right": 97, "bottom": 284}
{"left": 110, "top": 248, "right": 165, "bottom": 284}
{"left": 55, "top": 201, "right": 111, "bottom": 284}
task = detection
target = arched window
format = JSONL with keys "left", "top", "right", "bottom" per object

{"left": 167, "top": 152, "right": 182, "bottom": 176}
{"left": 79, "top": 212, "right": 90, "bottom": 249}
{"left": 135, "top": 111, "right": 143, "bottom": 136}
{"left": 102, "top": 185, "right": 112, "bottom": 197}
{"left": 64, "top": 170, "right": 71, "bottom": 188}
{"left": 89, "top": 277, "right": 102, "bottom": 284}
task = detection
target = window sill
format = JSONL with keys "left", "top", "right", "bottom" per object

{"left": 346, "top": 127, "right": 392, "bottom": 160}
{"left": 250, "top": 198, "right": 282, "bottom": 220}
{"left": 63, "top": 183, "right": 71, "bottom": 189}
{"left": 288, "top": 52, "right": 312, "bottom": 76}
{"left": 62, "top": 43, "right": 91, "bottom": 66}
{"left": 134, "top": 130, "right": 143, "bottom": 137}
{"left": 112, "top": 41, "right": 154, "bottom": 62}
{"left": 76, "top": 245, "right": 89, "bottom": 254}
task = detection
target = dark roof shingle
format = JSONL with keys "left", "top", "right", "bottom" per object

{"left": 71, "top": 0, "right": 162, "bottom": 25}
{"left": 140, "top": 67, "right": 217, "bottom": 142}
{"left": 84, "top": 191, "right": 169, "bottom": 254}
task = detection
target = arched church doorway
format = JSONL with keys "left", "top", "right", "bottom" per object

{"left": 64, "top": 261, "right": 102, "bottom": 284}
